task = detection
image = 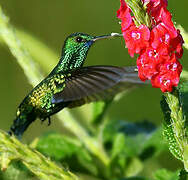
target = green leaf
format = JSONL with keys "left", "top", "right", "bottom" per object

{"left": 179, "top": 169, "right": 188, "bottom": 180}
{"left": 103, "top": 120, "right": 164, "bottom": 158}
{"left": 139, "top": 127, "right": 166, "bottom": 160}
{"left": 111, "top": 133, "right": 126, "bottom": 159}
{"left": 36, "top": 132, "right": 98, "bottom": 175}
{"left": 36, "top": 132, "right": 78, "bottom": 161}
{"left": 103, "top": 120, "right": 164, "bottom": 178}
{"left": 124, "top": 157, "right": 143, "bottom": 177}
{"left": 76, "top": 148, "right": 98, "bottom": 176}
{"left": 153, "top": 169, "right": 180, "bottom": 180}
{"left": 118, "top": 177, "right": 147, "bottom": 180}
{"left": 91, "top": 101, "right": 111, "bottom": 125}
{"left": 0, "top": 161, "right": 35, "bottom": 180}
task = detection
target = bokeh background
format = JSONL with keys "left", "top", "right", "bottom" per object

{"left": 0, "top": 0, "right": 187, "bottom": 178}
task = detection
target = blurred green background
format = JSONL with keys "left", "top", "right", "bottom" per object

{"left": 0, "top": 0, "right": 187, "bottom": 176}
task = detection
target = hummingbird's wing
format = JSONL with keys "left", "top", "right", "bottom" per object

{"left": 52, "top": 66, "right": 146, "bottom": 108}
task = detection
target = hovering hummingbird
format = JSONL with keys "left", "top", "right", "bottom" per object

{"left": 9, "top": 32, "right": 143, "bottom": 138}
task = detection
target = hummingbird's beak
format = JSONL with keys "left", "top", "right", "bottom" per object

{"left": 92, "top": 33, "right": 123, "bottom": 41}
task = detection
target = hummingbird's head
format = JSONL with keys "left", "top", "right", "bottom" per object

{"left": 63, "top": 33, "right": 95, "bottom": 53}
{"left": 57, "top": 32, "right": 122, "bottom": 72}
{"left": 63, "top": 32, "right": 122, "bottom": 51}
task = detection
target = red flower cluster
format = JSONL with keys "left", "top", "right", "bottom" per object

{"left": 117, "top": 0, "right": 184, "bottom": 92}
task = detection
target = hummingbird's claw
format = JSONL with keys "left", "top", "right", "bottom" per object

{"left": 40, "top": 117, "right": 51, "bottom": 126}
{"left": 47, "top": 117, "right": 51, "bottom": 126}
{"left": 41, "top": 118, "right": 45, "bottom": 124}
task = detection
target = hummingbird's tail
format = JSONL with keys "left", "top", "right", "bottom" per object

{"left": 8, "top": 114, "right": 36, "bottom": 139}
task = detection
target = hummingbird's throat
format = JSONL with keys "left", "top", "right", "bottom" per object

{"left": 53, "top": 47, "right": 88, "bottom": 73}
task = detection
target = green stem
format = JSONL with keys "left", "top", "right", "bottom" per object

{"left": 0, "top": 5, "right": 110, "bottom": 166}
{"left": 0, "top": 28, "right": 58, "bottom": 72}
{"left": 0, "top": 6, "right": 43, "bottom": 85}
{"left": 0, "top": 130, "right": 79, "bottom": 180}
{"left": 164, "top": 91, "right": 188, "bottom": 171}
{"left": 164, "top": 92, "right": 186, "bottom": 152}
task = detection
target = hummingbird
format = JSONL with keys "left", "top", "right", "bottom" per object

{"left": 9, "top": 32, "right": 143, "bottom": 138}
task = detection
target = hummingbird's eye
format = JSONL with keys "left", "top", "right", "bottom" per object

{"left": 75, "top": 36, "right": 83, "bottom": 43}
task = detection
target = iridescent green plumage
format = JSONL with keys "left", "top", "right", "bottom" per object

{"left": 9, "top": 32, "right": 143, "bottom": 138}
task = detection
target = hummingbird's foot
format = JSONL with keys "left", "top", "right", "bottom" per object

{"left": 8, "top": 130, "right": 12, "bottom": 136}
{"left": 41, "top": 118, "right": 45, "bottom": 124}
{"left": 47, "top": 117, "right": 51, "bottom": 126}
{"left": 40, "top": 117, "right": 51, "bottom": 126}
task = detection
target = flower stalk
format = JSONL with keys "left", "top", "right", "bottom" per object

{"left": 117, "top": 0, "right": 184, "bottom": 92}
{"left": 164, "top": 91, "right": 186, "bottom": 153}
{"left": 163, "top": 90, "right": 188, "bottom": 171}
{"left": 125, "top": 0, "right": 152, "bottom": 28}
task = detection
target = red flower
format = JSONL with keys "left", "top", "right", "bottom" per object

{"left": 151, "top": 23, "right": 174, "bottom": 49}
{"left": 145, "top": 0, "right": 168, "bottom": 8}
{"left": 151, "top": 24, "right": 184, "bottom": 59}
{"left": 124, "top": 25, "right": 150, "bottom": 57}
{"left": 137, "top": 45, "right": 170, "bottom": 80}
{"left": 158, "top": 8, "right": 177, "bottom": 37}
{"left": 141, "top": 45, "right": 169, "bottom": 64}
{"left": 137, "top": 54, "right": 158, "bottom": 80}
{"left": 117, "top": 0, "right": 132, "bottom": 31}
{"left": 117, "top": 0, "right": 128, "bottom": 18}
{"left": 170, "top": 30, "right": 184, "bottom": 59}
{"left": 158, "top": 53, "right": 182, "bottom": 74}
{"left": 146, "top": 0, "right": 168, "bottom": 26}
{"left": 151, "top": 53, "right": 182, "bottom": 92}
{"left": 117, "top": 0, "right": 183, "bottom": 92}
{"left": 151, "top": 72, "right": 180, "bottom": 92}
